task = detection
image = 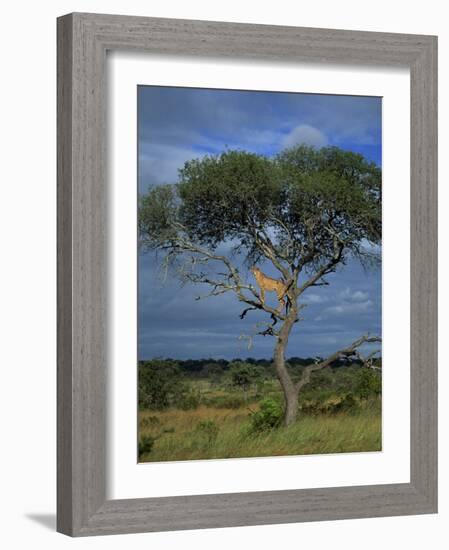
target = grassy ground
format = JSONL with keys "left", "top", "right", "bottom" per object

{"left": 138, "top": 399, "right": 381, "bottom": 462}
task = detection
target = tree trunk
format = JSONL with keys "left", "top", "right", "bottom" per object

{"left": 273, "top": 309, "right": 300, "bottom": 426}
{"left": 284, "top": 388, "right": 300, "bottom": 426}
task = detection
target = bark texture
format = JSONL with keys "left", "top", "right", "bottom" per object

{"left": 273, "top": 308, "right": 300, "bottom": 426}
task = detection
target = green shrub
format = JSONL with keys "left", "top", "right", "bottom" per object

{"left": 178, "top": 388, "right": 201, "bottom": 410}
{"left": 228, "top": 362, "right": 262, "bottom": 399}
{"left": 354, "top": 368, "right": 381, "bottom": 399}
{"left": 305, "top": 368, "right": 335, "bottom": 391}
{"left": 331, "top": 392, "right": 358, "bottom": 413}
{"left": 300, "top": 399, "right": 324, "bottom": 415}
{"left": 138, "top": 434, "right": 156, "bottom": 457}
{"left": 138, "top": 360, "right": 185, "bottom": 410}
{"left": 249, "top": 398, "right": 283, "bottom": 432}
{"left": 300, "top": 387, "right": 335, "bottom": 404}
{"left": 300, "top": 392, "right": 359, "bottom": 415}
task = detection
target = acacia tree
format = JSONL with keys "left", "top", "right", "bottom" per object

{"left": 139, "top": 145, "right": 382, "bottom": 425}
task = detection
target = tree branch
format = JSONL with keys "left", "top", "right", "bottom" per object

{"left": 295, "top": 334, "right": 381, "bottom": 391}
{"left": 297, "top": 242, "right": 344, "bottom": 296}
{"left": 162, "top": 228, "right": 287, "bottom": 321}
{"left": 352, "top": 348, "right": 382, "bottom": 371}
{"left": 250, "top": 226, "right": 291, "bottom": 280}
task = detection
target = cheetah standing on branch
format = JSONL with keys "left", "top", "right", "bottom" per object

{"left": 250, "top": 266, "right": 292, "bottom": 313}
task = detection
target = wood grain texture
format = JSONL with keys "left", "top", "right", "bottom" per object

{"left": 57, "top": 13, "right": 74, "bottom": 536}
{"left": 409, "top": 37, "right": 438, "bottom": 508}
{"left": 57, "top": 12, "right": 438, "bottom": 537}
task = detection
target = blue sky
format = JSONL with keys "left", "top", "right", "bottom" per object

{"left": 138, "top": 86, "right": 382, "bottom": 360}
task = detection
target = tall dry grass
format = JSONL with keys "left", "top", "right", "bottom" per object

{"left": 138, "top": 400, "right": 381, "bottom": 462}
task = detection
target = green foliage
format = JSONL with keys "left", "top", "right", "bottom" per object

{"left": 137, "top": 365, "right": 382, "bottom": 461}
{"left": 275, "top": 146, "right": 381, "bottom": 269}
{"left": 138, "top": 360, "right": 185, "bottom": 410}
{"left": 138, "top": 359, "right": 381, "bottom": 417}
{"left": 299, "top": 365, "right": 381, "bottom": 403}
{"left": 353, "top": 368, "right": 382, "bottom": 399}
{"left": 297, "top": 366, "right": 380, "bottom": 416}
{"left": 138, "top": 185, "right": 179, "bottom": 250}
{"left": 138, "top": 434, "right": 156, "bottom": 457}
{"left": 300, "top": 392, "right": 359, "bottom": 416}
{"left": 302, "top": 368, "right": 335, "bottom": 391}
{"left": 249, "top": 398, "right": 283, "bottom": 433}
{"left": 228, "top": 362, "right": 261, "bottom": 392}
{"left": 139, "top": 145, "right": 382, "bottom": 269}
{"left": 178, "top": 387, "right": 202, "bottom": 410}
{"left": 178, "top": 151, "right": 279, "bottom": 247}
{"left": 203, "top": 363, "right": 224, "bottom": 385}
{"left": 332, "top": 392, "right": 358, "bottom": 413}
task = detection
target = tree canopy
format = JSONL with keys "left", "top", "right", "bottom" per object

{"left": 139, "top": 145, "right": 381, "bottom": 279}
{"left": 228, "top": 362, "right": 262, "bottom": 393}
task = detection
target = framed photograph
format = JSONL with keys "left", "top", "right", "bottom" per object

{"left": 57, "top": 12, "right": 437, "bottom": 536}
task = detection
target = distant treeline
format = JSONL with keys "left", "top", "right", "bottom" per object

{"left": 139, "top": 356, "right": 382, "bottom": 378}
{"left": 138, "top": 356, "right": 382, "bottom": 414}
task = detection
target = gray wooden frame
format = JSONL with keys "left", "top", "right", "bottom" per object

{"left": 57, "top": 12, "right": 438, "bottom": 537}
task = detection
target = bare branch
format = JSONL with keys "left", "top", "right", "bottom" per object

{"left": 257, "top": 322, "right": 280, "bottom": 337}
{"left": 239, "top": 305, "right": 259, "bottom": 320}
{"left": 309, "top": 280, "right": 330, "bottom": 287}
{"left": 162, "top": 226, "right": 287, "bottom": 321}
{"left": 352, "top": 348, "right": 382, "bottom": 371}
{"left": 295, "top": 334, "right": 381, "bottom": 391}
{"left": 250, "top": 227, "right": 291, "bottom": 279}
{"left": 237, "top": 333, "right": 254, "bottom": 351}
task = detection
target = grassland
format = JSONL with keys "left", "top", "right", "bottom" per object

{"left": 139, "top": 402, "right": 381, "bottom": 462}
{"left": 138, "top": 364, "right": 382, "bottom": 462}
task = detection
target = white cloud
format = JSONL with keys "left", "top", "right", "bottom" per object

{"left": 338, "top": 287, "right": 370, "bottom": 303}
{"left": 282, "top": 124, "right": 328, "bottom": 149}
{"left": 302, "top": 293, "right": 329, "bottom": 305}
{"left": 321, "top": 300, "right": 373, "bottom": 318}
{"left": 351, "top": 290, "right": 370, "bottom": 302}
{"left": 139, "top": 143, "right": 205, "bottom": 192}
